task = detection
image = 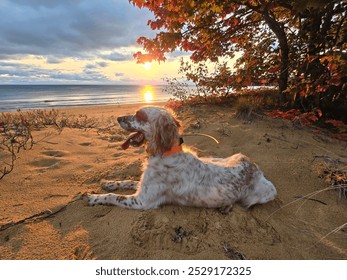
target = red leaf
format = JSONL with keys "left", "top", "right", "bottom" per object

{"left": 315, "top": 109, "right": 322, "bottom": 118}
{"left": 325, "top": 120, "right": 345, "bottom": 127}
{"left": 334, "top": 134, "right": 347, "bottom": 140}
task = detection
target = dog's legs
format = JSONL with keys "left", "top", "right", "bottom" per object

{"left": 87, "top": 193, "right": 150, "bottom": 210}
{"left": 100, "top": 180, "right": 138, "bottom": 191}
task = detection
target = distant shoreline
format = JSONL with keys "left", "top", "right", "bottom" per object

{"left": 0, "top": 84, "right": 171, "bottom": 112}
{"left": 1, "top": 100, "right": 168, "bottom": 114}
{"left": 0, "top": 101, "right": 168, "bottom": 115}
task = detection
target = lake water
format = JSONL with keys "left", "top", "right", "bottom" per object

{"left": 0, "top": 84, "right": 171, "bottom": 112}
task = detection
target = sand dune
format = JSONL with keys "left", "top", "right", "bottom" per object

{"left": 0, "top": 103, "right": 346, "bottom": 259}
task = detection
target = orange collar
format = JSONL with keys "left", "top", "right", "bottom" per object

{"left": 163, "top": 145, "right": 183, "bottom": 157}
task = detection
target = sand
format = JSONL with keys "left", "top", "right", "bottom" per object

{"left": 0, "top": 102, "right": 346, "bottom": 260}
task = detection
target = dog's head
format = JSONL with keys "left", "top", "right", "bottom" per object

{"left": 117, "top": 106, "right": 181, "bottom": 156}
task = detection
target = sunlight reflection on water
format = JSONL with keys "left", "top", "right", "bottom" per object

{"left": 142, "top": 85, "right": 155, "bottom": 103}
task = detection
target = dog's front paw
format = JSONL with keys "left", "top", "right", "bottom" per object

{"left": 101, "top": 181, "right": 114, "bottom": 191}
{"left": 100, "top": 180, "right": 119, "bottom": 191}
{"left": 81, "top": 193, "right": 100, "bottom": 206}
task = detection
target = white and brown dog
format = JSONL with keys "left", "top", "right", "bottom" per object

{"left": 87, "top": 106, "right": 277, "bottom": 213}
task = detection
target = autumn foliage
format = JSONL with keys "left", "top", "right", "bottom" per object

{"left": 130, "top": 0, "right": 346, "bottom": 122}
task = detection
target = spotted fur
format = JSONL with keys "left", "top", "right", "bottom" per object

{"left": 87, "top": 106, "right": 277, "bottom": 212}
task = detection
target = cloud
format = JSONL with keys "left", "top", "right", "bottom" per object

{"left": 100, "top": 51, "right": 133, "bottom": 61}
{"left": 85, "top": 61, "right": 109, "bottom": 69}
{"left": 85, "top": 64, "right": 96, "bottom": 69}
{"left": 0, "top": 61, "right": 109, "bottom": 84}
{"left": 0, "top": 0, "right": 155, "bottom": 60}
{"left": 0, "top": 1, "right": 184, "bottom": 84}
{"left": 50, "top": 71, "right": 108, "bottom": 83}
{"left": 10, "top": 0, "right": 78, "bottom": 9}
{"left": 97, "top": 62, "right": 108, "bottom": 68}
{"left": 46, "top": 56, "right": 63, "bottom": 64}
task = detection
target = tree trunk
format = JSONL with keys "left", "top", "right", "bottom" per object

{"left": 261, "top": 11, "right": 289, "bottom": 105}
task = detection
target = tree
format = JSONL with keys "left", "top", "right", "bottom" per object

{"left": 288, "top": 0, "right": 347, "bottom": 121}
{"left": 130, "top": 0, "right": 346, "bottom": 120}
{"left": 129, "top": 1, "right": 291, "bottom": 99}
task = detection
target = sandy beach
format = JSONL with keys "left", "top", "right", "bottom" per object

{"left": 0, "top": 102, "right": 346, "bottom": 259}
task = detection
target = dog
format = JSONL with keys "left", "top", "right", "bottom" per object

{"left": 87, "top": 106, "right": 277, "bottom": 213}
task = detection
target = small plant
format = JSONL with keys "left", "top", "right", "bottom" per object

{"left": 0, "top": 112, "right": 33, "bottom": 179}
{"left": 319, "top": 165, "right": 347, "bottom": 201}
{"left": 234, "top": 96, "right": 260, "bottom": 121}
{"left": 162, "top": 77, "right": 193, "bottom": 103}
{"left": 0, "top": 109, "right": 102, "bottom": 180}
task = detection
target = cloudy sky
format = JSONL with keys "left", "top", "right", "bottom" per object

{"left": 0, "top": 0, "right": 185, "bottom": 84}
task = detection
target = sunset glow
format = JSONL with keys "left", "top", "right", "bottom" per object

{"left": 143, "top": 62, "right": 152, "bottom": 71}
{"left": 0, "top": 0, "right": 238, "bottom": 85}
{"left": 0, "top": 1, "right": 182, "bottom": 85}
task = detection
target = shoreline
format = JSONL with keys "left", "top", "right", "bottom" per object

{"left": 1, "top": 101, "right": 168, "bottom": 114}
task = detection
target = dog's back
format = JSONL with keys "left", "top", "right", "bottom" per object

{"left": 142, "top": 152, "right": 276, "bottom": 210}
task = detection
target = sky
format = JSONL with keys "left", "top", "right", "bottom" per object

{"left": 0, "top": 0, "right": 187, "bottom": 85}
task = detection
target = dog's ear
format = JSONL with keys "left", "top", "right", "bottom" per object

{"left": 148, "top": 112, "right": 180, "bottom": 155}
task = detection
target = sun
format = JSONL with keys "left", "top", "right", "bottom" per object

{"left": 143, "top": 62, "right": 152, "bottom": 70}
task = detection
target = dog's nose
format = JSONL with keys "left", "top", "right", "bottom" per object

{"left": 117, "top": 116, "right": 125, "bottom": 123}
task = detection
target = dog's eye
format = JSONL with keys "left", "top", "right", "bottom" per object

{"left": 135, "top": 110, "right": 148, "bottom": 123}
